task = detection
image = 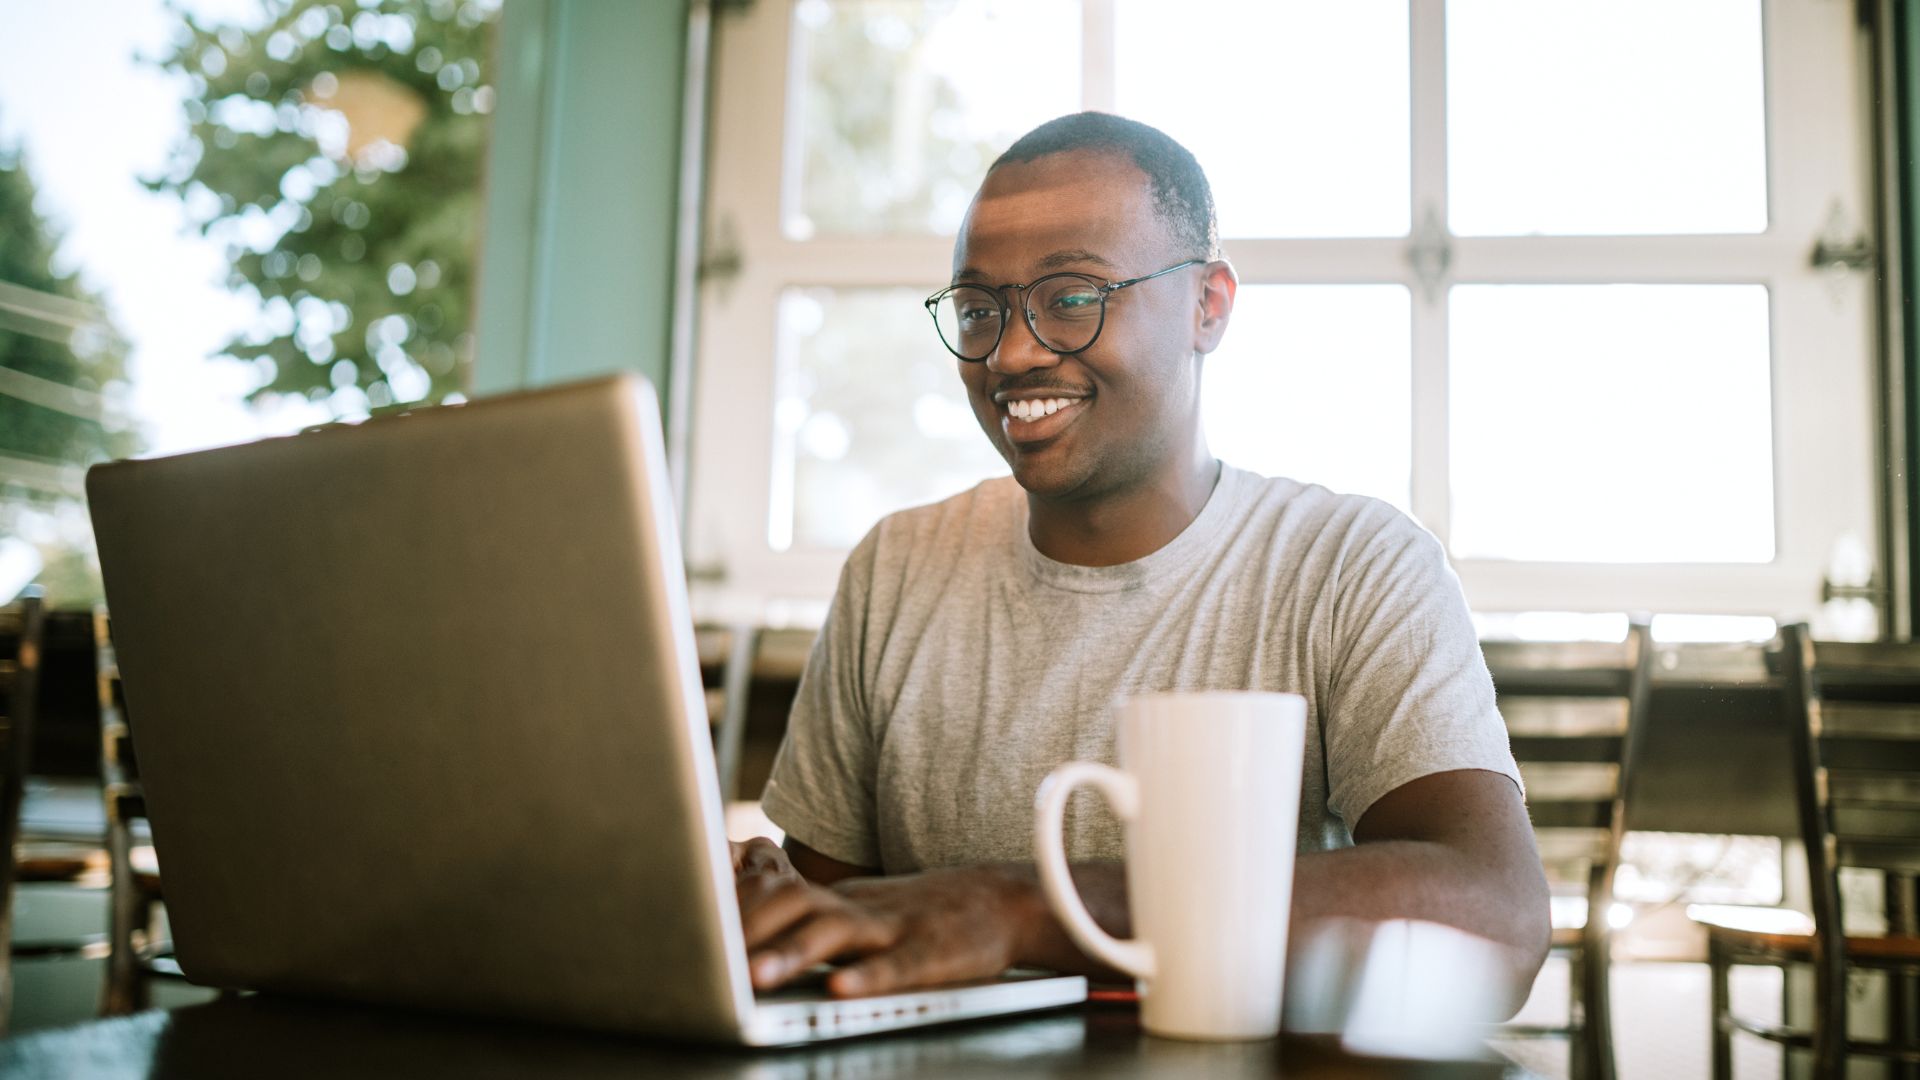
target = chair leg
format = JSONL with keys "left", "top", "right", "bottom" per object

{"left": 1891, "top": 875, "right": 1919, "bottom": 1080}
{"left": 101, "top": 811, "right": 142, "bottom": 1016}
{"left": 1811, "top": 940, "right": 1846, "bottom": 1080}
{"left": 1891, "top": 968, "right": 1920, "bottom": 1080}
{"left": 1568, "top": 947, "right": 1588, "bottom": 1080}
{"left": 1709, "top": 937, "right": 1732, "bottom": 1080}
{"left": 1581, "top": 928, "right": 1617, "bottom": 1080}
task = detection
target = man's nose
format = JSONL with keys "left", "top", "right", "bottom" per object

{"left": 985, "top": 310, "right": 1061, "bottom": 376}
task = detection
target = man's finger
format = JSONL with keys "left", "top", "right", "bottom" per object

{"left": 738, "top": 836, "right": 791, "bottom": 878}
{"left": 828, "top": 932, "right": 1004, "bottom": 998}
{"left": 737, "top": 877, "right": 821, "bottom": 948}
{"left": 748, "top": 907, "right": 894, "bottom": 990}
{"left": 828, "top": 939, "right": 937, "bottom": 998}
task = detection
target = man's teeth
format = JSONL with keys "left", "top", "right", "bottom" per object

{"left": 1007, "top": 398, "right": 1077, "bottom": 422}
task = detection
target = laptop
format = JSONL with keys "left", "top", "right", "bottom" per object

{"left": 85, "top": 374, "right": 1085, "bottom": 1046}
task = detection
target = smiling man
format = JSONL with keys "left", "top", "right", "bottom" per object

{"left": 735, "top": 112, "right": 1550, "bottom": 1015}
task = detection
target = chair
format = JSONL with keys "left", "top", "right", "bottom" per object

{"left": 0, "top": 588, "right": 48, "bottom": 1033}
{"left": 1698, "top": 623, "right": 1920, "bottom": 1078}
{"left": 1, "top": 597, "right": 124, "bottom": 1033}
{"left": 95, "top": 607, "right": 175, "bottom": 1015}
{"left": 695, "top": 624, "right": 816, "bottom": 802}
{"left": 1484, "top": 618, "right": 1655, "bottom": 1080}
{"left": 697, "top": 623, "right": 759, "bottom": 801}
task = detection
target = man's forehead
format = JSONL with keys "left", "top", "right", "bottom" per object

{"left": 954, "top": 150, "right": 1169, "bottom": 276}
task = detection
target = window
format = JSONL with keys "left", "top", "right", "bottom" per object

{"left": 689, "top": 0, "right": 1876, "bottom": 625}
{"left": 0, "top": 1, "right": 499, "bottom": 605}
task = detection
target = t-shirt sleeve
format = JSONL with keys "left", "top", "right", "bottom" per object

{"left": 1322, "top": 505, "right": 1521, "bottom": 831}
{"left": 758, "top": 534, "right": 884, "bottom": 869}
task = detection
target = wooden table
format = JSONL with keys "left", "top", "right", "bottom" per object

{"left": 0, "top": 996, "right": 1523, "bottom": 1078}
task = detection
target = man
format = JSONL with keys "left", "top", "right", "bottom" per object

{"left": 734, "top": 112, "right": 1550, "bottom": 1015}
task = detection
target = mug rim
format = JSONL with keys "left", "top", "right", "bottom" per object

{"left": 1117, "top": 690, "right": 1305, "bottom": 709}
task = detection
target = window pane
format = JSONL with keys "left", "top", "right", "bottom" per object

{"left": 1449, "top": 285, "right": 1774, "bottom": 562}
{"left": 772, "top": 287, "right": 1008, "bottom": 550}
{"left": 1202, "top": 286, "right": 1411, "bottom": 507}
{"left": 0, "top": 1, "right": 495, "bottom": 605}
{"left": 1115, "top": 1, "right": 1409, "bottom": 239}
{"left": 787, "top": 0, "right": 1081, "bottom": 238}
{"left": 1447, "top": 0, "right": 1767, "bottom": 236}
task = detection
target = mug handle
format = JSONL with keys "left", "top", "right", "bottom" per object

{"left": 1033, "top": 762, "right": 1155, "bottom": 980}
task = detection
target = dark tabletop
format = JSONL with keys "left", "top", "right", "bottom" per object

{"left": 0, "top": 995, "right": 1527, "bottom": 1079}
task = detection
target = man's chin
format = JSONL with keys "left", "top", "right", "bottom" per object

{"left": 1007, "top": 453, "right": 1092, "bottom": 502}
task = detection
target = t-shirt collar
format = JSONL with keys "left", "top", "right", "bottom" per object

{"left": 1015, "top": 462, "right": 1244, "bottom": 593}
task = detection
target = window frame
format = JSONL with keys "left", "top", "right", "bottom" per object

{"left": 687, "top": 0, "right": 1877, "bottom": 624}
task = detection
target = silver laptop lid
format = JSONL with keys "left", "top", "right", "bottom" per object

{"left": 87, "top": 375, "right": 755, "bottom": 1038}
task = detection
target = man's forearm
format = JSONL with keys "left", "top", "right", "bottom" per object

{"left": 993, "top": 842, "right": 1545, "bottom": 1012}
{"left": 1293, "top": 840, "right": 1550, "bottom": 1016}
{"left": 989, "top": 861, "right": 1133, "bottom": 981}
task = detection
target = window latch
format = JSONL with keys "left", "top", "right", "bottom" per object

{"left": 1809, "top": 200, "right": 1874, "bottom": 273}
{"left": 1405, "top": 205, "right": 1452, "bottom": 305}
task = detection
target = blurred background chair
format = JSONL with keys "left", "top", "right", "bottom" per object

{"left": 2, "top": 598, "right": 189, "bottom": 1028}
{"left": 93, "top": 607, "right": 174, "bottom": 1015}
{"left": 1696, "top": 623, "right": 1920, "bottom": 1079}
{"left": 697, "top": 624, "right": 815, "bottom": 846}
{"left": 0, "top": 592, "right": 123, "bottom": 1035}
{"left": 0, "top": 588, "right": 49, "bottom": 1033}
{"left": 697, "top": 623, "right": 757, "bottom": 802}
{"left": 1485, "top": 618, "right": 1654, "bottom": 1080}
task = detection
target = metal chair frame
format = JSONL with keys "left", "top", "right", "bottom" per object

{"left": 1487, "top": 618, "right": 1655, "bottom": 1080}
{"left": 1706, "top": 623, "right": 1920, "bottom": 1079}
{"left": 0, "top": 589, "right": 46, "bottom": 1035}
{"left": 96, "top": 606, "right": 181, "bottom": 1014}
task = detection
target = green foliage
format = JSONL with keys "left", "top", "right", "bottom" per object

{"left": 0, "top": 140, "right": 135, "bottom": 469}
{"left": 148, "top": 0, "right": 499, "bottom": 413}
{"left": 0, "top": 138, "right": 137, "bottom": 605}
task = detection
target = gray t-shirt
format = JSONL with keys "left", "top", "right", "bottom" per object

{"left": 761, "top": 464, "right": 1519, "bottom": 873}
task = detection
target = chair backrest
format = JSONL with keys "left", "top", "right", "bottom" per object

{"left": 1482, "top": 620, "right": 1655, "bottom": 930}
{"left": 0, "top": 589, "right": 46, "bottom": 1034}
{"left": 95, "top": 608, "right": 137, "bottom": 802}
{"left": 695, "top": 623, "right": 758, "bottom": 801}
{"left": 1782, "top": 623, "right": 1920, "bottom": 942}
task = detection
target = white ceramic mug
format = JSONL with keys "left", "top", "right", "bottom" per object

{"left": 1033, "top": 691, "right": 1306, "bottom": 1041}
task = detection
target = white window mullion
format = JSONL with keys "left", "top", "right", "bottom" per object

{"left": 1450, "top": 235, "right": 1805, "bottom": 283}
{"left": 1407, "top": 0, "right": 1451, "bottom": 544}
{"left": 756, "top": 238, "right": 955, "bottom": 287}
{"left": 1407, "top": 0, "right": 1448, "bottom": 218}
{"left": 1081, "top": 0, "right": 1117, "bottom": 112}
{"left": 1217, "top": 239, "right": 1411, "bottom": 283}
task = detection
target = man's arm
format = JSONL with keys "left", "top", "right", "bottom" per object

{"left": 736, "top": 767, "right": 1550, "bottom": 1015}
{"left": 1293, "top": 768, "right": 1550, "bottom": 1016}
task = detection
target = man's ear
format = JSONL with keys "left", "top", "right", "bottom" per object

{"left": 1194, "top": 260, "right": 1238, "bottom": 354}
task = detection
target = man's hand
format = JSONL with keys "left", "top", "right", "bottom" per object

{"left": 736, "top": 864, "right": 1035, "bottom": 998}
{"left": 731, "top": 836, "right": 799, "bottom": 880}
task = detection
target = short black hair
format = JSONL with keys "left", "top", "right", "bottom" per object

{"left": 990, "top": 112, "right": 1219, "bottom": 260}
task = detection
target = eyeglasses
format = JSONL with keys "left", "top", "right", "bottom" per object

{"left": 923, "top": 259, "right": 1205, "bottom": 363}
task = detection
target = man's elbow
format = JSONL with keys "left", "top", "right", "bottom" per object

{"left": 1490, "top": 862, "right": 1553, "bottom": 1020}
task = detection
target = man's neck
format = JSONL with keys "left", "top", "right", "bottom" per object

{"left": 1026, "top": 452, "right": 1222, "bottom": 567}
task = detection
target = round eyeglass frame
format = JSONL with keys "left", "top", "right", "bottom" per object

{"left": 922, "top": 258, "right": 1205, "bottom": 363}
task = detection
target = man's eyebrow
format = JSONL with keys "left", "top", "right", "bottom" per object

{"left": 1035, "top": 249, "right": 1117, "bottom": 273}
{"left": 951, "top": 250, "right": 1118, "bottom": 286}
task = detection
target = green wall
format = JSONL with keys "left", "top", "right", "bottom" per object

{"left": 1900, "top": 1, "right": 1920, "bottom": 630}
{"left": 472, "top": 0, "right": 689, "bottom": 399}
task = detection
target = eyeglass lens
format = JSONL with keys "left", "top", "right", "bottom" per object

{"left": 933, "top": 276, "right": 1106, "bottom": 360}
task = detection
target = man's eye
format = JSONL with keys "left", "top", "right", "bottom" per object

{"left": 957, "top": 304, "right": 997, "bottom": 325}
{"left": 1050, "top": 290, "right": 1101, "bottom": 314}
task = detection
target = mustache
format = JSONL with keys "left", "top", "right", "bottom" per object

{"left": 989, "top": 376, "right": 1093, "bottom": 399}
